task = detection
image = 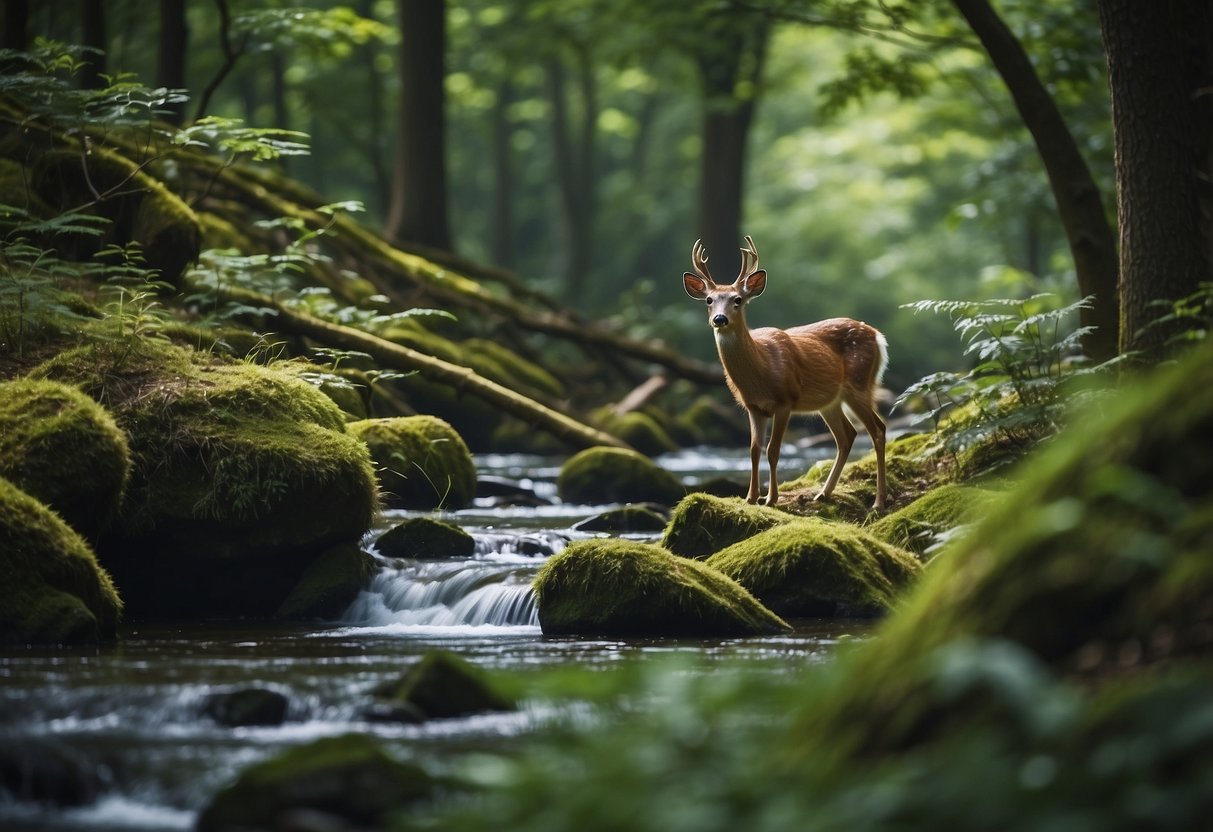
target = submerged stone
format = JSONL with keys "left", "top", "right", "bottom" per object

{"left": 369, "top": 650, "right": 515, "bottom": 722}
{"left": 557, "top": 446, "right": 684, "bottom": 507}
{"left": 349, "top": 416, "right": 477, "bottom": 510}
{"left": 0, "top": 477, "right": 123, "bottom": 645}
{"left": 705, "top": 518, "right": 921, "bottom": 617}
{"left": 534, "top": 538, "right": 789, "bottom": 637}
{"left": 376, "top": 516, "right": 476, "bottom": 560}
{"left": 572, "top": 505, "right": 669, "bottom": 533}
{"left": 202, "top": 687, "right": 290, "bottom": 727}
{"left": 196, "top": 734, "right": 433, "bottom": 832}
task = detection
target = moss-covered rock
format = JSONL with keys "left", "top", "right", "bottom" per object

{"left": 0, "top": 477, "right": 122, "bottom": 645}
{"left": 534, "top": 538, "right": 789, "bottom": 637}
{"left": 375, "top": 516, "right": 476, "bottom": 560}
{"left": 592, "top": 407, "right": 680, "bottom": 457}
{"left": 0, "top": 378, "right": 129, "bottom": 541}
{"left": 30, "top": 340, "right": 377, "bottom": 619}
{"left": 572, "top": 505, "right": 669, "bottom": 534}
{"left": 33, "top": 147, "right": 201, "bottom": 284}
{"left": 195, "top": 734, "right": 433, "bottom": 832}
{"left": 868, "top": 482, "right": 998, "bottom": 559}
{"left": 275, "top": 543, "right": 377, "bottom": 620}
{"left": 705, "top": 519, "right": 921, "bottom": 617}
{"left": 349, "top": 416, "right": 477, "bottom": 510}
{"left": 798, "top": 339, "right": 1213, "bottom": 755}
{"left": 662, "top": 493, "right": 792, "bottom": 558}
{"left": 557, "top": 446, "right": 684, "bottom": 506}
{"left": 369, "top": 650, "right": 515, "bottom": 722}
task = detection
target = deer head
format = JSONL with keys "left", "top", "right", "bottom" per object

{"left": 683, "top": 236, "right": 767, "bottom": 330}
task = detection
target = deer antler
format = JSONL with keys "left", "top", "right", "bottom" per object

{"left": 690, "top": 239, "right": 716, "bottom": 285}
{"left": 737, "top": 235, "right": 760, "bottom": 282}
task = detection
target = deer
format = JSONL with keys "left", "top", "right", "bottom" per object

{"left": 682, "top": 236, "right": 888, "bottom": 510}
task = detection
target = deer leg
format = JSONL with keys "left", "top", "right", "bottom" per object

{"left": 847, "top": 401, "right": 888, "bottom": 511}
{"left": 745, "top": 410, "right": 768, "bottom": 504}
{"left": 816, "top": 404, "right": 857, "bottom": 502}
{"left": 762, "top": 407, "right": 793, "bottom": 506}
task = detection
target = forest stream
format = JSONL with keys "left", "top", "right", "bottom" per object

{"left": 0, "top": 446, "right": 872, "bottom": 832}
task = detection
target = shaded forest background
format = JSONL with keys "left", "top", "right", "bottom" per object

{"left": 4, "top": 0, "right": 1126, "bottom": 393}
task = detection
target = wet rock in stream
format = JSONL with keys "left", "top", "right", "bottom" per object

{"left": 365, "top": 650, "right": 516, "bottom": 723}
{"left": 375, "top": 517, "right": 475, "bottom": 560}
{"left": 202, "top": 687, "right": 290, "bottom": 727}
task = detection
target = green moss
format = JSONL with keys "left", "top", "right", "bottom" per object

{"left": 0, "top": 378, "right": 130, "bottom": 540}
{"left": 662, "top": 493, "right": 792, "bottom": 558}
{"left": 0, "top": 477, "right": 122, "bottom": 645}
{"left": 375, "top": 516, "right": 476, "bottom": 559}
{"left": 557, "top": 446, "right": 684, "bottom": 506}
{"left": 196, "top": 734, "right": 433, "bottom": 832}
{"left": 276, "top": 543, "right": 376, "bottom": 620}
{"left": 674, "top": 395, "right": 750, "bottom": 447}
{"left": 534, "top": 538, "right": 789, "bottom": 637}
{"left": 593, "top": 408, "right": 680, "bottom": 456}
{"left": 868, "top": 483, "right": 998, "bottom": 559}
{"left": 33, "top": 147, "right": 201, "bottom": 284}
{"left": 348, "top": 416, "right": 476, "bottom": 510}
{"left": 29, "top": 340, "right": 377, "bottom": 618}
{"left": 797, "top": 339, "right": 1213, "bottom": 755}
{"left": 705, "top": 518, "right": 921, "bottom": 617}
{"left": 372, "top": 650, "right": 515, "bottom": 720}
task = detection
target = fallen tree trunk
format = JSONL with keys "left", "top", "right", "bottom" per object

{"left": 217, "top": 286, "right": 631, "bottom": 452}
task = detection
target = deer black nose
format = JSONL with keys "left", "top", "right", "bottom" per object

{"left": 712, "top": 314, "right": 729, "bottom": 328}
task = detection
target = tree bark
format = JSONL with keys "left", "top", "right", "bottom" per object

{"left": 157, "top": 0, "right": 188, "bottom": 124}
{"left": 80, "top": 0, "right": 107, "bottom": 90}
{"left": 490, "top": 74, "right": 516, "bottom": 268}
{"left": 1097, "top": 0, "right": 1212, "bottom": 357}
{"left": 953, "top": 0, "right": 1120, "bottom": 362}
{"left": 383, "top": 0, "right": 452, "bottom": 251}
{"left": 695, "top": 20, "right": 768, "bottom": 267}
{"left": 547, "top": 46, "right": 597, "bottom": 298}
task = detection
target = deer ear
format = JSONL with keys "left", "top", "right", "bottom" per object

{"left": 741, "top": 270, "right": 767, "bottom": 298}
{"left": 684, "top": 272, "right": 711, "bottom": 299}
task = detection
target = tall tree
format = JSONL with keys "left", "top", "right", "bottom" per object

{"left": 2, "top": 0, "right": 29, "bottom": 52}
{"left": 157, "top": 0, "right": 188, "bottom": 124}
{"left": 953, "top": 0, "right": 1120, "bottom": 362}
{"left": 1097, "top": 0, "right": 1213, "bottom": 357}
{"left": 383, "top": 0, "right": 452, "bottom": 251}
{"left": 547, "top": 42, "right": 598, "bottom": 297}
{"left": 80, "top": 0, "right": 107, "bottom": 89}
{"left": 693, "top": 13, "right": 770, "bottom": 265}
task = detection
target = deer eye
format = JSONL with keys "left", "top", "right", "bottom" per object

{"left": 733, "top": 297, "right": 742, "bottom": 307}
{"left": 705, "top": 298, "right": 712, "bottom": 305}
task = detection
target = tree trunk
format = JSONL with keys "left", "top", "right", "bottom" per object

{"left": 383, "top": 0, "right": 452, "bottom": 251}
{"left": 695, "top": 21, "right": 768, "bottom": 267}
{"left": 490, "top": 74, "right": 516, "bottom": 268}
{"left": 157, "top": 0, "right": 188, "bottom": 124}
{"left": 547, "top": 46, "right": 597, "bottom": 298}
{"left": 3, "top": 0, "right": 29, "bottom": 52}
{"left": 1098, "top": 0, "right": 1213, "bottom": 358}
{"left": 80, "top": 0, "right": 107, "bottom": 90}
{"left": 953, "top": 0, "right": 1120, "bottom": 362}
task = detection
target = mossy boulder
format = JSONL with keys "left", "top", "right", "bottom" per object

{"left": 349, "top": 416, "right": 477, "bottom": 510}
{"left": 534, "top": 538, "right": 789, "bottom": 637}
{"left": 0, "top": 477, "right": 122, "bottom": 645}
{"left": 33, "top": 147, "right": 201, "bottom": 284}
{"left": 375, "top": 516, "right": 476, "bottom": 560}
{"left": 30, "top": 340, "right": 377, "bottom": 619}
{"left": 799, "top": 339, "right": 1213, "bottom": 756}
{"left": 572, "top": 505, "right": 669, "bottom": 534}
{"left": 662, "top": 493, "right": 792, "bottom": 558}
{"left": 868, "top": 482, "right": 998, "bottom": 559}
{"left": 275, "top": 543, "right": 377, "bottom": 620}
{"left": 368, "top": 650, "right": 515, "bottom": 723}
{"left": 196, "top": 734, "right": 433, "bottom": 832}
{"left": 201, "top": 687, "right": 290, "bottom": 728}
{"left": 557, "top": 446, "right": 684, "bottom": 506}
{"left": 0, "top": 378, "right": 130, "bottom": 541}
{"left": 705, "top": 519, "right": 921, "bottom": 617}
{"left": 593, "top": 408, "right": 680, "bottom": 457}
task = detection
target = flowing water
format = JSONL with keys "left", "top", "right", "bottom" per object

{"left": 0, "top": 446, "right": 873, "bottom": 831}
